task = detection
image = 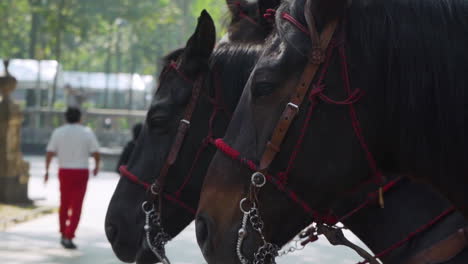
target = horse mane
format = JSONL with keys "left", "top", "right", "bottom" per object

{"left": 209, "top": 42, "right": 262, "bottom": 109}
{"left": 281, "top": 0, "right": 468, "bottom": 176}
{"left": 160, "top": 49, "right": 184, "bottom": 70}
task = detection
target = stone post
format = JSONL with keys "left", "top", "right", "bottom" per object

{"left": 0, "top": 60, "right": 31, "bottom": 204}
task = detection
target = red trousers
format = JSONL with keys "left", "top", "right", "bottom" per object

{"left": 58, "top": 169, "right": 89, "bottom": 239}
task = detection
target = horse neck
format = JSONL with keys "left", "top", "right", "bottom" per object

{"left": 338, "top": 178, "right": 467, "bottom": 263}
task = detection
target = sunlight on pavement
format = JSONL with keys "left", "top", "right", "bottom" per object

{"left": 0, "top": 156, "right": 120, "bottom": 264}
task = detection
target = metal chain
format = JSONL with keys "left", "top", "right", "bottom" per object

{"left": 142, "top": 201, "right": 171, "bottom": 264}
{"left": 251, "top": 204, "right": 279, "bottom": 264}
{"left": 236, "top": 172, "right": 279, "bottom": 264}
{"left": 277, "top": 225, "right": 314, "bottom": 257}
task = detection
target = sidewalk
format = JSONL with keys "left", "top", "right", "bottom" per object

{"left": 0, "top": 155, "right": 121, "bottom": 264}
{"left": 0, "top": 156, "right": 367, "bottom": 264}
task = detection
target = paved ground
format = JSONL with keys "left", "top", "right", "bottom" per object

{"left": 0, "top": 156, "right": 370, "bottom": 264}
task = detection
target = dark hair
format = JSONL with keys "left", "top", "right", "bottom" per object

{"left": 65, "top": 107, "right": 81, "bottom": 124}
{"left": 132, "top": 123, "right": 143, "bottom": 141}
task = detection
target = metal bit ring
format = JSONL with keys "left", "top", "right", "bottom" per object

{"left": 251, "top": 172, "right": 266, "bottom": 188}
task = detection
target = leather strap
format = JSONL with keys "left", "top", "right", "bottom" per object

{"left": 258, "top": 11, "right": 338, "bottom": 171}
{"left": 405, "top": 227, "right": 468, "bottom": 264}
{"left": 154, "top": 75, "right": 204, "bottom": 193}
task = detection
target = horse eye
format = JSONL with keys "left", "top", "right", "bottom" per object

{"left": 253, "top": 82, "right": 274, "bottom": 98}
{"left": 146, "top": 106, "right": 170, "bottom": 129}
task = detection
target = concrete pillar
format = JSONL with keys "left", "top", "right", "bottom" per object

{"left": 0, "top": 60, "right": 31, "bottom": 204}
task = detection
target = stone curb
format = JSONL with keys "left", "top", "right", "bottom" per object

{"left": 0, "top": 206, "right": 57, "bottom": 231}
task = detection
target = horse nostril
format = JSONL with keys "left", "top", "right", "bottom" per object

{"left": 106, "top": 224, "right": 118, "bottom": 243}
{"left": 196, "top": 214, "right": 211, "bottom": 251}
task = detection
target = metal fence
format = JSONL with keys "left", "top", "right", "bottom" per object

{"left": 21, "top": 108, "right": 146, "bottom": 152}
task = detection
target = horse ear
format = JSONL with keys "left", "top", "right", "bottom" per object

{"left": 183, "top": 10, "right": 216, "bottom": 65}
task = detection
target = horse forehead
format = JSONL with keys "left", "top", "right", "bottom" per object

{"left": 256, "top": 38, "right": 287, "bottom": 71}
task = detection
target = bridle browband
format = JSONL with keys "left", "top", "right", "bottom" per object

{"left": 214, "top": 1, "right": 465, "bottom": 264}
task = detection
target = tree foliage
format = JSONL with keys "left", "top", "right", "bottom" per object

{"left": 0, "top": 0, "right": 227, "bottom": 75}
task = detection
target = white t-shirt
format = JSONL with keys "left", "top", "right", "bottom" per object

{"left": 46, "top": 124, "right": 100, "bottom": 169}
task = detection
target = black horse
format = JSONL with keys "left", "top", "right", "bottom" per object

{"left": 197, "top": 0, "right": 468, "bottom": 262}
{"left": 104, "top": 0, "right": 279, "bottom": 261}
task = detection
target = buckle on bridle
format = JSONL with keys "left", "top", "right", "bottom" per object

{"left": 151, "top": 183, "right": 161, "bottom": 195}
{"left": 141, "top": 201, "right": 154, "bottom": 214}
{"left": 287, "top": 102, "right": 300, "bottom": 112}
{"left": 251, "top": 172, "right": 267, "bottom": 188}
{"left": 239, "top": 198, "right": 255, "bottom": 214}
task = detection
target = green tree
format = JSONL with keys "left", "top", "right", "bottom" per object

{"left": 0, "top": 0, "right": 228, "bottom": 105}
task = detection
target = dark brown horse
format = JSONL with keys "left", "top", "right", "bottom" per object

{"left": 197, "top": 0, "right": 468, "bottom": 262}
{"left": 104, "top": 0, "right": 280, "bottom": 262}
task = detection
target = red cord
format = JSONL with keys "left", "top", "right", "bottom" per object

{"left": 174, "top": 138, "right": 210, "bottom": 198}
{"left": 263, "top": 9, "right": 276, "bottom": 22}
{"left": 276, "top": 38, "right": 335, "bottom": 186}
{"left": 282, "top": 12, "right": 310, "bottom": 35}
{"left": 234, "top": 1, "right": 259, "bottom": 26}
{"left": 357, "top": 207, "right": 456, "bottom": 264}
{"left": 119, "top": 166, "right": 150, "bottom": 189}
{"left": 119, "top": 67, "right": 232, "bottom": 215}
{"left": 119, "top": 165, "right": 196, "bottom": 215}
{"left": 214, "top": 138, "right": 338, "bottom": 225}
{"left": 169, "top": 61, "right": 194, "bottom": 84}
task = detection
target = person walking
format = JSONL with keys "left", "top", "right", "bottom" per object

{"left": 44, "top": 107, "right": 100, "bottom": 249}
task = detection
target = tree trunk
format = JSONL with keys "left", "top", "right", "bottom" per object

{"left": 28, "top": 0, "right": 40, "bottom": 59}
{"left": 51, "top": 0, "right": 66, "bottom": 108}
{"left": 104, "top": 32, "right": 113, "bottom": 108}
{"left": 128, "top": 30, "right": 139, "bottom": 111}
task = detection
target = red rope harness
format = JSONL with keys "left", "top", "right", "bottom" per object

{"left": 214, "top": 138, "right": 338, "bottom": 225}
{"left": 213, "top": 11, "right": 456, "bottom": 262}
{"left": 174, "top": 70, "right": 231, "bottom": 198}
{"left": 357, "top": 207, "right": 456, "bottom": 264}
{"left": 169, "top": 61, "right": 194, "bottom": 84}
{"left": 119, "top": 67, "right": 231, "bottom": 217}
{"left": 119, "top": 166, "right": 197, "bottom": 215}
{"left": 234, "top": 1, "right": 259, "bottom": 26}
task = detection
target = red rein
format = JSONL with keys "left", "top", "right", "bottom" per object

{"left": 119, "top": 166, "right": 197, "bottom": 215}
